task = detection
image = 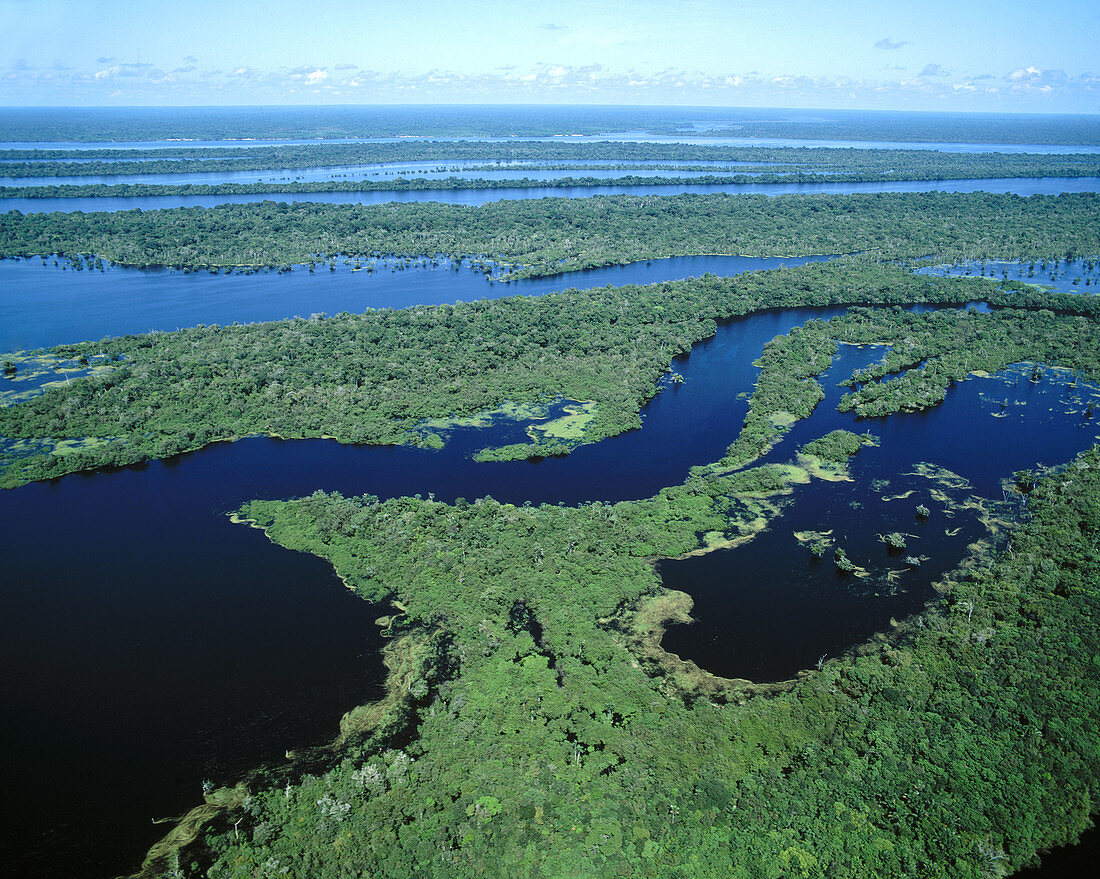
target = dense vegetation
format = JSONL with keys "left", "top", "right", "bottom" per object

{"left": 4, "top": 260, "right": 1100, "bottom": 490}
{"left": 5, "top": 107, "right": 1099, "bottom": 877}
{"left": 3, "top": 192, "right": 1098, "bottom": 276}
{"left": 160, "top": 403, "right": 1100, "bottom": 878}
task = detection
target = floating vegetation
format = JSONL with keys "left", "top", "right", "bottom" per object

{"left": 880, "top": 531, "right": 909, "bottom": 551}
{"left": 832, "top": 546, "right": 870, "bottom": 578}
{"left": 0, "top": 434, "right": 123, "bottom": 462}
{"left": 794, "top": 528, "right": 834, "bottom": 558}
{"left": 909, "top": 462, "right": 973, "bottom": 492}
{"left": 527, "top": 401, "right": 597, "bottom": 442}
{"left": 416, "top": 399, "right": 556, "bottom": 435}
{"left": 0, "top": 350, "right": 125, "bottom": 407}
{"left": 795, "top": 452, "right": 853, "bottom": 482}
{"left": 418, "top": 398, "right": 598, "bottom": 461}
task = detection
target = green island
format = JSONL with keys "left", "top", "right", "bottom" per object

{"left": 4, "top": 259, "right": 1100, "bottom": 489}
{"left": 3, "top": 191, "right": 1098, "bottom": 277}
{"left": 127, "top": 292, "right": 1100, "bottom": 877}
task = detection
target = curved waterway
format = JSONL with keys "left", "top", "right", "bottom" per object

{"left": 661, "top": 350, "right": 1100, "bottom": 681}
{"left": 0, "top": 302, "right": 837, "bottom": 877}
{"left": 3, "top": 176, "right": 1096, "bottom": 214}
{"left": 2, "top": 280, "right": 1098, "bottom": 875}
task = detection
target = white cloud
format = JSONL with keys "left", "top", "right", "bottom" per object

{"left": 7, "top": 54, "right": 1098, "bottom": 112}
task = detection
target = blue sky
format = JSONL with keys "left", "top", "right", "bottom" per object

{"left": 2, "top": 0, "right": 1098, "bottom": 112}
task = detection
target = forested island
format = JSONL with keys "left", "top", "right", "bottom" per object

{"left": 97, "top": 263, "right": 1100, "bottom": 879}
{"left": 3, "top": 192, "right": 1098, "bottom": 277}
{"left": 2, "top": 107, "right": 1099, "bottom": 879}
{"left": 3, "top": 260, "right": 1100, "bottom": 488}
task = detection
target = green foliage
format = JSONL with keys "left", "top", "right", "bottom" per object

{"left": 884, "top": 532, "right": 908, "bottom": 550}
{"left": 2, "top": 192, "right": 1098, "bottom": 275}
{"left": 799, "top": 429, "right": 867, "bottom": 462}
{"left": 191, "top": 437, "right": 1100, "bottom": 879}
{"left": 5, "top": 262, "right": 1100, "bottom": 490}
{"left": 836, "top": 307, "right": 1100, "bottom": 418}
{"left": 175, "top": 267, "right": 1100, "bottom": 877}
{"left": 5, "top": 139, "right": 1098, "bottom": 181}
{"left": 833, "top": 546, "right": 857, "bottom": 572}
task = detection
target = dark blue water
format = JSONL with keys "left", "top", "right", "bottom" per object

{"left": 2, "top": 279, "right": 1097, "bottom": 876}
{"left": 0, "top": 254, "right": 836, "bottom": 352}
{"left": 0, "top": 303, "right": 843, "bottom": 877}
{"left": 3, "top": 177, "right": 1096, "bottom": 214}
{"left": 0, "top": 464, "right": 389, "bottom": 879}
{"left": 661, "top": 347, "right": 1100, "bottom": 681}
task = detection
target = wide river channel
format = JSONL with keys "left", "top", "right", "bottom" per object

{"left": 2, "top": 256, "right": 1098, "bottom": 878}
{"left": 2, "top": 175, "right": 1097, "bottom": 214}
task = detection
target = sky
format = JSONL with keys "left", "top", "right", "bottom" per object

{"left": 2, "top": 0, "right": 1098, "bottom": 112}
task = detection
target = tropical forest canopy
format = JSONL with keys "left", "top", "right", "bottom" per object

{"left": 1, "top": 106, "right": 1099, "bottom": 879}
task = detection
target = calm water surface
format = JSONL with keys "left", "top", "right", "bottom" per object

{"left": 661, "top": 351, "right": 1100, "bottom": 680}
{"left": 3, "top": 176, "right": 1096, "bottom": 213}
{"left": 1, "top": 162, "right": 774, "bottom": 187}
{"left": 2, "top": 259, "right": 1097, "bottom": 876}
{"left": 0, "top": 254, "right": 836, "bottom": 352}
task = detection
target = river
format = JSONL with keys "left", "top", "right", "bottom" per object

{"left": 1, "top": 257, "right": 1098, "bottom": 877}
{"left": 0, "top": 254, "right": 836, "bottom": 353}
{"left": 0, "top": 161, "right": 777, "bottom": 187}
{"left": 2, "top": 176, "right": 1098, "bottom": 214}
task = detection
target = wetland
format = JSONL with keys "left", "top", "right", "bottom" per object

{"left": 2, "top": 107, "right": 1099, "bottom": 879}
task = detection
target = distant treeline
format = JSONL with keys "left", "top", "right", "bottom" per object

{"left": 2, "top": 192, "right": 1097, "bottom": 276}
{"left": 3, "top": 104, "right": 1097, "bottom": 144}
{"left": 3, "top": 142, "right": 1098, "bottom": 179}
